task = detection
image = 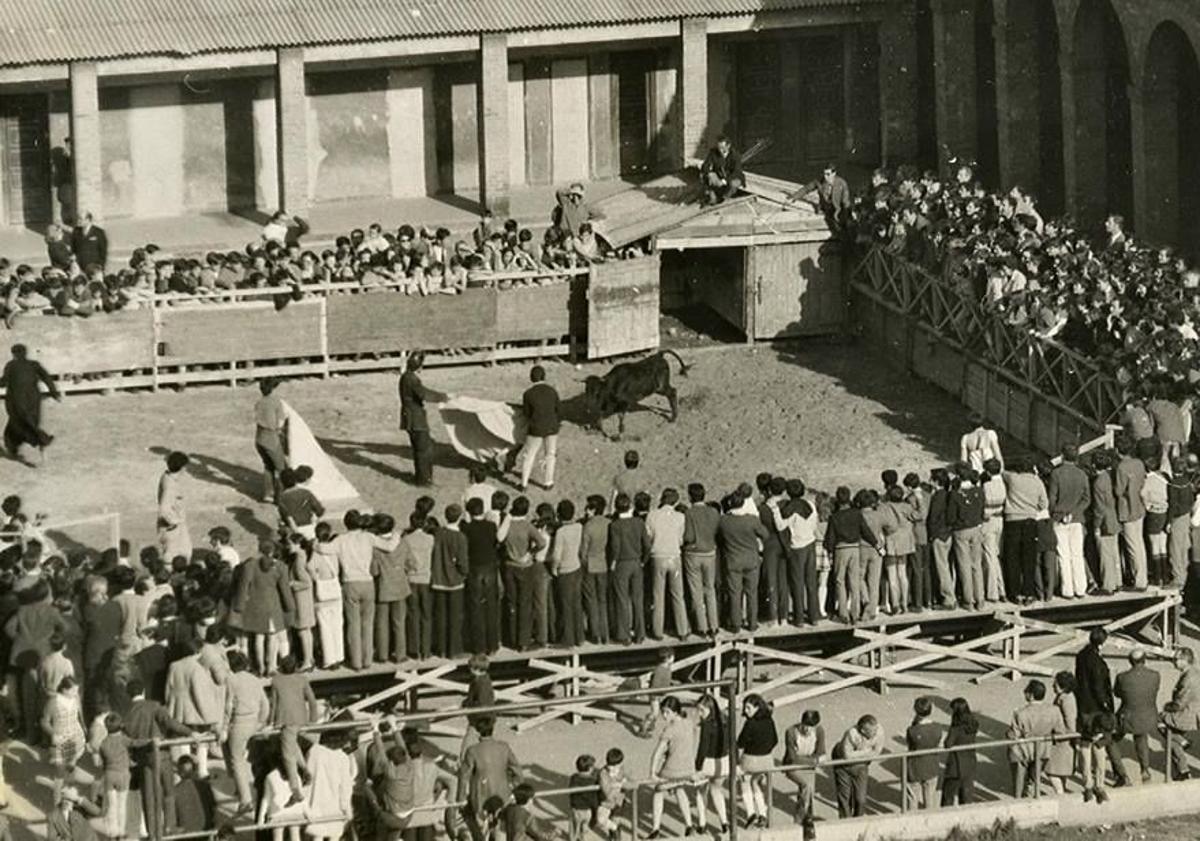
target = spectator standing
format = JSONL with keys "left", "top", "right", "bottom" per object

{"left": 305, "top": 728, "right": 357, "bottom": 841}
{"left": 1002, "top": 457, "right": 1048, "bottom": 604}
{"left": 647, "top": 696, "right": 696, "bottom": 838}
{"left": 399, "top": 352, "right": 449, "bottom": 488}
{"left": 682, "top": 485, "right": 721, "bottom": 636}
{"left": 904, "top": 473, "right": 932, "bottom": 611}
{"left": 1090, "top": 450, "right": 1122, "bottom": 594}
{"left": 156, "top": 450, "right": 192, "bottom": 565}
{"left": 125, "top": 677, "right": 192, "bottom": 837}
{"left": 463, "top": 498, "right": 502, "bottom": 655}
{"left": 553, "top": 183, "right": 600, "bottom": 237}
{"left": 550, "top": 500, "right": 584, "bottom": 647}
{"left": 610, "top": 450, "right": 642, "bottom": 508}
{"left": 1074, "top": 628, "right": 1130, "bottom": 786}
{"left": 271, "top": 654, "right": 317, "bottom": 807}
{"left": 97, "top": 712, "right": 133, "bottom": 839}
{"left": 41, "top": 675, "right": 85, "bottom": 778}
{"left": 164, "top": 638, "right": 221, "bottom": 778}
{"left": 568, "top": 754, "right": 599, "bottom": 841}
{"left": 904, "top": 697, "right": 942, "bottom": 809}
{"left": 70, "top": 212, "right": 107, "bottom": 269}
{"left": 736, "top": 694, "right": 777, "bottom": 829}
{"left": 580, "top": 496, "right": 611, "bottom": 644}
{"left": 940, "top": 698, "right": 979, "bottom": 806}
{"left": 1166, "top": 458, "right": 1194, "bottom": 589}
{"left": 719, "top": 493, "right": 769, "bottom": 632}
{"left": 235, "top": 540, "right": 296, "bottom": 675}
{"left": 431, "top": 505, "right": 468, "bottom": 658}
{"left": 980, "top": 459, "right": 1007, "bottom": 602}
{"left": 608, "top": 494, "right": 650, "bottom": 645}
{"left": 927, "top": 469, "right": 956, "bottom": 609}
{"left": 1046, "top": 671, "right": 1079, "bottom": 793}
{"left": 1142, "top": 464, "right": 1170, "bottom": 586}
{"left": 693, "top": 693, "right": 730, "bottom": 834}
{"left": 1007, "top": 679, "right": 1064, "bottom": 798}
{"left": 222, "top": 650, "right": 270, "bottom": 816}
{"left": 1114, "top": 647, "right": 1161, "bottom": 783}
{"left": 374, "top": 514, "right": 413, "bottom": 665}
{"left": 1080, "top": 712, "right": 1117, "bottom": 804}
{"left": 519, "top": 366, "right": 560, "bottom": 491}
{"left": 646, "top": 489, "right": 689, "bottom": 640}
{"left": 458, "top": 717, "right": 523, "bottom": 841}
{"left": 879, "top": 485, "right": 915, "bottom": 614}
{"left": 831, "top": 715, "right": 884, "bottom": 818}
{"left": 804, "top": 164, "right": 852, "bottom": 233}
{"left": 824, "top": 487, "right": 875, "bottom": 622}
{"left": 596, "top": 748, "right": 629, "bottom": 841}
{"left": 771, "top": 480, "right": 820, "bottom": 626}
{"left": 309, "top": 522, "right": 344, "bottom": 669}
{"left": 947, "top": 468, "right": 985, "bottom": 611}
{"left": 1049, "top": 445, "right": 1091, "bottom": 599}
{"left": 1115, "top": 433, "right": 1148, "bottom": 589}
{"left": 1164, "top": 647, "right": 1200, "bottom": 780}
{"left": 334, "top": 511, "right": 397, "bottom": 669}
{"left": 406, "top": 512, "right": 436, "bottom": 661}
{"left": 960, "top": 417, "right": 1002, "bottom": 473}
{"left": 782, "top": 709, "right": 824, "bottom": 838}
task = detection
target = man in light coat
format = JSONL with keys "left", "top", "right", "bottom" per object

{"left": 458, "top": 716, "right": 523, "bottom": 841}
{"left": 1164, "top": 647, "right": 1200, "bottom": 780}
{"left": 165, "top": 638, "right": 221, "bottom": 778}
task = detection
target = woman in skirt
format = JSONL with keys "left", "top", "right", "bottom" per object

{"left": 737, "top": 693, "right": 778, "bottom": 828}
{"left": 41, "top": 676, "right": 85, "bottom": 779}
{"left": 693, "top": 693, "right": 730, "bottom": 833}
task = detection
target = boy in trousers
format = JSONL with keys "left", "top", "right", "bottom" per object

{"left": 904, "top": 697, "right": 942, "bottom": 809}
{"left": 431, "top": 504, "right": 469, "bottom": 658}
{"left": 580, "top": 496, "right": 610, "bottom": 644}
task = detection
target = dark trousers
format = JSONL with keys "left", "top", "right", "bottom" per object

{"left": 374, "top": 599, "right": 407, "bottom": 663}
{"left": 433, "top": 587, "right": 464, "bottom": 657}
{"left": 833, "top": 763, "right": 869, "bottom": 818}
{"left": 1003, "top": 519, "right": 1039, "bottom": 599}
{"left": 762, "top": 538, "right": 788, "bottom": 623}
{"left": 407, "top": 584, "right": 432, "bottom": 659}
{"left": 407, "top": 428, "right": 434, "bottom": 485}
{"left": 466, "top": 571, "right": 500, "bottom": 654}
{"left": 583, "top": 571, "right": 610, "bottom": 643}
{"left": 611, "top": 562, "right": 645, "bottom": 643}
{"left": 726, "top": 564, "right": 760, "bottom": 631}
{"left": 504, "top": 564, "right": 538, "bottom": 649}
{"left": 910, "top": 543, "right": 932, "bottom": 608}
{"left": 1036, "top": 551, "right": 1058, "bottom": 601}
{"left": 557, "top": 569, "right": 584, "bottom": 646}
{"left": 136, "top": 754, "right": 176, "bottom": 838}
{"left": 785, "top": 544, "right": 820, "bottom": 625}
{"left": 940, "top": 774, "right": 975, "bottom": 806}
{"left": 403, "top": 826, "right": 436, "bottom": 841}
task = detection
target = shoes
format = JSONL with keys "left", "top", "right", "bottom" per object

{"left": 1082, "top": 787, "right": 1093, "bottom": 802}
{"left": 646, "top": 829, "right": 662, "bottom": 840}
{"left": 719, "top": 824, "right": 730, "bottom": 834}
{"left": 284, "top": 793, "right": 304, "bottom": 808}
{"left": 1141, "top": 769, "right": 1152, "bottom": 783}
{"left": 1095, "top": 787, "right": 1109, "bottom": 804}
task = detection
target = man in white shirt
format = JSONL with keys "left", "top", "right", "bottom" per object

{"left": 645, "top": 488, "right": 689, "bottom": 640}
{"left": 768, "top": 479, "right": 820, "bottom": 625}
{"left": 333, "top": 510, "right": 400, "bottom": 669}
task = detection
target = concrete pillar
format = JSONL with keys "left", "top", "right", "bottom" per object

{"left": 1058, "top": 40, "right": 1079, "bottom": 218}
{"left": 479, "top": 33, "right": 510, "bottom": 215}
{"left": 275, "top": 47, "right": 308, "bottom": 215}
{"left": 1127, "top": 80, "right": 1149, "bottom": 239}
{"left": 130, "top": 84, "right": 185, "bottom": 218}
{"left": 930, "top": 0, "right": 978, "bottom": 171}
{"left": 878, "top": 1, "right": 919, "bottom": 165}
{"left": 69, "top": 62, "right": 103, "bottom": 221}
{"left": 992, "top": 0, "right": 1035, "bottom": 190}
{"left": 680, "top": 17, "right": 709, "bottom": 162}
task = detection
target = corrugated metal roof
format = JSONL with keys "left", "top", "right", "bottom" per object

{"left": 0, "top": 0, "right": 880, "bottom": 67}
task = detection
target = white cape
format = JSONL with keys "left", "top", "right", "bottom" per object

{"left": 438, "top": 396, "right": 529, "bottom": 465}
{"left": 282, "top": 400, "right": 361, "bottom": 505}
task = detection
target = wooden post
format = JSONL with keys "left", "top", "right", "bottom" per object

{"left": 320, "top": 296, "right": 331, "bottom": 378}
{"left": 151, "top": 304, "right": 162, "bottom": 393}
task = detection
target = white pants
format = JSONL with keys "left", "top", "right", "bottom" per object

{"left": 1054, "top": 521, "right": 1087, "bottom": 598}
{"left": 520, "top": 434, "right": 558, "bottom": 488}
{"left": 1121, "top": 518, "right": 1148, "bottom": 589}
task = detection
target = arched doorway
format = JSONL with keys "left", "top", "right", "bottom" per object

{"left": 1141, "top": 22, "right": 1200, "bottom": 250}
{"left": 1071, "top": 0, "right": 1132, "bottom": 227}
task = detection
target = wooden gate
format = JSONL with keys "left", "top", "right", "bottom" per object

{"left": 748, "top": 240, "right": 844, "bottom": 339}
{"left": 1, "top": 95, "right": 51, "bottom": 226}
{"left": 587, "top": 254, "right": 661, "bottom": 358}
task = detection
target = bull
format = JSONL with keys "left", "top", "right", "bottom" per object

{"left": 583, "top": 350, "right": 692, "bottom": 439}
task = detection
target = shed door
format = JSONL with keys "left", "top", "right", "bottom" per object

{"left": 2, "top": 95, "right": 52, "bottom": 226}
{"left": 587, "top": 253, "right": 661, "bottom": 358}
{"left": 750, "top": 241, "right": 845, "bottom": 339}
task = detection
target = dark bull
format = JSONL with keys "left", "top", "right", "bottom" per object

{"left": 583, "top": 350, "right": 692, "bottom": 439}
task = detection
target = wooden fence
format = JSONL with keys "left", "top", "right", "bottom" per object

{"left": 851, "top": 247, "right": 1126, "bottom": 454}
{"left": 10, "top": 262, "right": 636, "bottom": 393}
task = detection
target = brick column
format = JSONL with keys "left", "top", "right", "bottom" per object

{"left": 931, "top": 0, "right": 978, "bottom": 171}
{"left": 69, "top": 62, "right": 102, "bottom": 222}
{"left": 479, "top": 33, "right": 511, "bottom": 216}
{"left": 275, "top": 47, "right": 308, "bottom": 214}
{"left": 680, "top": 17, "right": 709, "bottom": 162}
{"left": 878, "top": 1, "right": 919, "bottom": 165}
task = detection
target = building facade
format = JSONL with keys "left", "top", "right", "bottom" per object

{"left": 0, "top": 0, "right": 1197, "bottom": 249}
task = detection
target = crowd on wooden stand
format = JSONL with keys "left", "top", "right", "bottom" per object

{"left": 0, "top": 185, "right": 642, "bottom": 324}
{"left": 853, "top": 162, "right": 1200, "bottom": 398}
{"left": 6, "top": 397, "right": 1200, "bottom": 840}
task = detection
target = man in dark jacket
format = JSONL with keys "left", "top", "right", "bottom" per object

{"left": 1114, "top": 647, "right": 1162, "bottom": 783}
{"left": 519, "top": 365, "right": 560, "bottom": 491}
{"left": 608, "top": 493, "right": 650, "bottom": 644}
{"left": 461, "top": 498, "right": 500, "bottom": 655}
{"left": 399, "top": 352, "right": 448, "bottom": 487}
{"left": 700, "top": 137, "right": 743, "bottom": 206}
{"left": 1, "top": 343, "right": 61, "bottom": 464}
{"left": 719, "top": 492, "right": 770, "bottom": 632}
{"left": 70, "top": 212, "right": 107, "bottom": 270}
{"left": 1074, "top": 628, "right": 1130, "bottom": 786}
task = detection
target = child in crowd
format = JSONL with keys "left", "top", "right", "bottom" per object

{"left": 270, "top": 654, "right": 318, "bottom": 807}
{"left": 504, "top": 783, "right": 562, "bottom": 841}
{"left": 904, "top": 697, "right": 943, "bottom": 810}
{"left": 97, "top": 712, "right": 135, "bottom": 840}
{"left": 42, "top": 676, "right": 85, "bottom": 778}
{"left": 568, "top": 754, "right": 599, "bottom": 841}
{"left": 596, "top": 748, "right": 629, "bottom": 841}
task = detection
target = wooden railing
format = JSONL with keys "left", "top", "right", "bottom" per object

{"left": 851, "top": 246, "right": 1126, "bottom": 451}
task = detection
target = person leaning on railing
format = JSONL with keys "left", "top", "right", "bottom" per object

{"left": 782, "top": 709, "right": 824, "bottom": 837}
{"left": 831, "top": 715, "right": 884, "bottom": 819}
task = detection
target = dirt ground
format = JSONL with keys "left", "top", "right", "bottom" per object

{"left": 11, "top": 341, "right": 972, "bottom": 553}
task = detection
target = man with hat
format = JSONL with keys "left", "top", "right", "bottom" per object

{"left": 553, "top": 182, "right": 599, "bottom": 237}
{"left": 399, "top": 352, "right": 449, "bottom": 487}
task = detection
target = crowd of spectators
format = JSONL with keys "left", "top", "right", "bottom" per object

{"left": 853, "top": 161, "right": 1200, "bottom": 399}
{"left": 0, "top": 184, "right": 641, "bottom": 324}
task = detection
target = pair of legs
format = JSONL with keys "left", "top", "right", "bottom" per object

{"left": 650, "top": 781, "right": 692, "bottom": 834}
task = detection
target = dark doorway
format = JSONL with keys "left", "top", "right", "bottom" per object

{"left": 613, "top": 50, "right": 656, "bottom": 175}
{"left": 1, "top": 94, "right": 52, "bottom": 227}
{"left": 915, "top": 0, "right": 938, "bottom": 172}
{"left": 974, "top": 0, "right": 999, "bottom": 187}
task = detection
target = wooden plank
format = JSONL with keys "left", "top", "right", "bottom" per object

{"left": 326, "top": 289, "right": 497, "bottom": 355}
{"left": 158, "top": 300, "right": 322, "bottom": 365}
{"left": 588, "top": 53, "right": 617, "bottom": 179}
{"left": 495, "top": 282, "right": 571, "bottom": 342}
{"left": 855, "top": 628, "right": 1054, "bottom": 675}
{"left": 587, "top": 254, "right": 661, "bottom": 358}
{"left": 551, "top": 59, "right": 590, "bottom": 183}
{"left": 964, "top": 362, "right": 988, "bottom": 415}
{"left": 17, "top": 310, "right": 154, "bottom": 375}
{"left": 986, "top": 372, "right": 1009, "bottom": 431}
{"left": 1031, "top": 399, "right": 1057, "bottom": 456}
{"left": 1008, "top": 388, "right": 1031, "bottom": 444}
{"left": 524, "top": 58, "right": 553, "bottom": 186}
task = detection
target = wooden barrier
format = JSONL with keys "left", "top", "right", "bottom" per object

{"left": 494, "top": 281, "right": 576, "bottom": 344}
{"left": 17, "top": 310, "right": 154, "bottom": 376}
{"left": 158, "top": 300, "right": 324, "bottom": 366}
{"left": 326, "top": 288, "right": 499, "bottom": 355}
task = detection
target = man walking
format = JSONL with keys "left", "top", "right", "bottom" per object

{"left": 399, "top": 352, "right": 448, "bottom": 487}
{"left": 157, "top": 451, "right": 192, "bottom": 561}
{"left": 0, "top": 344, "right": 61, "bottom": 465}
{"left": 519, "top": 365, "right": 560, "bottom": 491}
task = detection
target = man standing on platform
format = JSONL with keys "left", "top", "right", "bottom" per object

{"left": 399, "top": 352, "right": 448, "bottom": 487}
{"left": 1048, "top": 444, "right": 1090, "bottom": 599}
{"left": 700, "top": 137, "right": 744, "bottom": 206}
{"left": 801, "top": 164, "right": 852, "bottom": 235}
{"left": 1, "top": 344, "right": 60, "bottom": 465}
{"left": 1114, "top": 433, "right": 1148, "bottom": 590}
{"left": 519, "top": 365, "right": 560, "bottom": 491}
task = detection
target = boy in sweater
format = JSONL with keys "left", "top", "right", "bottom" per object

{"left": 596, "top": 748, "right": 629, "bottom": 841}
{"left": 905, "top": 697, "right": 942, "bottom": 809}
{"left": 431, "top": 504, "right": 468, "bottom": 658}
{"left": 502, "top": 497, "right": 548, "bottom": 651}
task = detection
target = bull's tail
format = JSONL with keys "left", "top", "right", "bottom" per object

{"left": 660, "top": 348, "right": 692, "bottom": 377}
